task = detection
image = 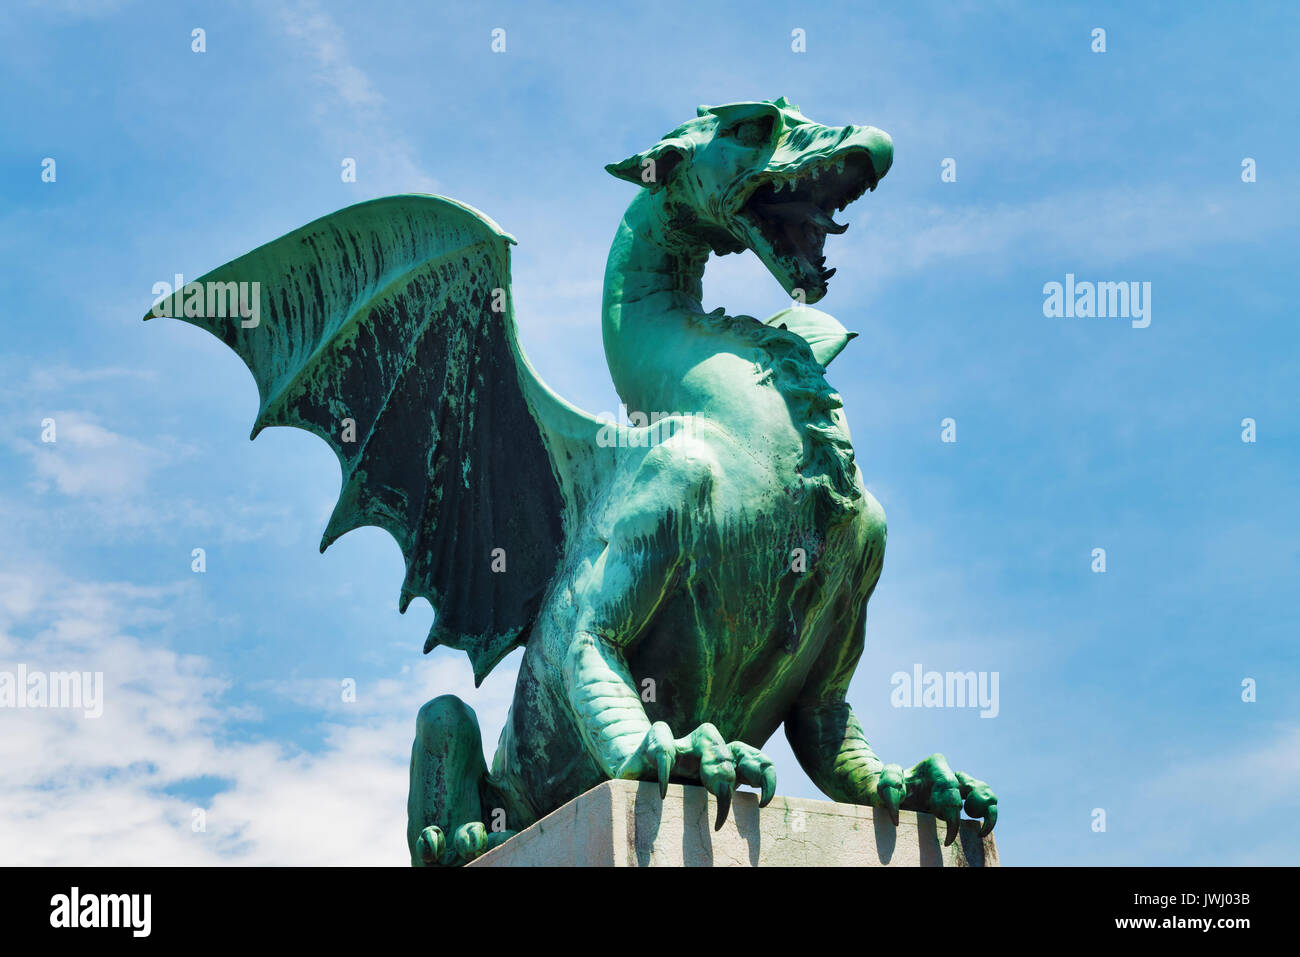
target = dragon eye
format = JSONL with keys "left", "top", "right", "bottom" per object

{"left": 731, "top": 116, "right": 775, "bottom": 147}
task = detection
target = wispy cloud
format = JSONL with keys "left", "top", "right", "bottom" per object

{"left": 1129, "top": 724, "right": 1300, "bottom": 864}
{"left": 268, "top": 0, "right": 439, "bottom": 194}
{"left": 0, "top": 564, "right": 513, "bottom": 865}
{"left": 839, "top": 184, "right": 1298, "bottom": 288}
{"left": 19, "top": 365, "right": 159, "bottom": 394}
{"left": 0, "top": 391, "right": 322, "bottom": 543}
{"left": 14, "top": 410, "right": 171, "bottom": 499}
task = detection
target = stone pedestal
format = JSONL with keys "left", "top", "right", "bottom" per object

{"left": 469, "top": 779, "right": 999, "bottom": 867}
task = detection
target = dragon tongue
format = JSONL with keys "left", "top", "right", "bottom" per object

{"left": 752, "top": 199, "right": 847, "bottom": 236}
{"left": 807, "top": 205, "right": 849, "bottom": 234}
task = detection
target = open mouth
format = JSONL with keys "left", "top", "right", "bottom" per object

{"left": 737, "top": 149, "right": 878, "bottom": 297}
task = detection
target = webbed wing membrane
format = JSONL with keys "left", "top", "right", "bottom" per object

{"left": 148, "top": 195, "right": 615, "bottom": 683}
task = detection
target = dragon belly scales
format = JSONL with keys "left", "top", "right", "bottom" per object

{"left": 150, "top": 98, "right": 998, "bottom": 866}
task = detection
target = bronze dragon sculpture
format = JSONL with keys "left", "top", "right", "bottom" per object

{"left": 150, "top": 98, "right": 998, "bottom": 866}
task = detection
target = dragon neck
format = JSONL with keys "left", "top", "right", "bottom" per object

{"left": 600, "top": 190, "right": 864, "bottom": 523}
{"left": 601, "top": 190, "right": 712, "bottom": 412}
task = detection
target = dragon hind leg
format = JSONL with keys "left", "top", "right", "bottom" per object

{"left": 406, "top": 695, "right": 516, "bottom": 866}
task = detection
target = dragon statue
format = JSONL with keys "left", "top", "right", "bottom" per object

{"left": 150, "top": 98, "right": 998, "bottom": 866}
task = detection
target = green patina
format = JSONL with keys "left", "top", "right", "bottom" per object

{"left": 150, "top": 99, "right": 996, "bottom": 867}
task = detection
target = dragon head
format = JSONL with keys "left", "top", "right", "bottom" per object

{"left": 607, "top": 97, "right": 892, "bottom": 304}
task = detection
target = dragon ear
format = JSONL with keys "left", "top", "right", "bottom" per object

{"left": 605, "top": 138, "right": 691, "bottom": 192}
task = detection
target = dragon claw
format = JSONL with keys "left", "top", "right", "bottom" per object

{"left": 633, "top": 721, "right": 679, "bottom": 802}
{"left": 453, "top": 821, "right": 489, "bottom": 862}
{"left": 647, "top": 723, "right": 773, "bottom": 828}
{"left": 954, "top": 769, "right": 998, "bottom": 838}
{"left": 713, "top": 784, "right": 733, "bottom": 830}
{"left": 760, "top": 766, "right": 778, "bottom": 807}
{"left": 728, "top": 739, "right": 777, "bottom": 812}
{"left": 413, "top": 821, "right": 516, "bottom": 867}
{"left": 415, "top": 825, "right": 444, "bottom": 865}
{"left": 876, "top": 765, "right": 905, "bottom": 827}
{"left": 657, "top": 758, "right": 672, "bottom": 800}
{"left": 883, "top": 754, "right": 998, "bottom": 844}
{"left": 942, "top": 809, "right": 960, "bottom": 847}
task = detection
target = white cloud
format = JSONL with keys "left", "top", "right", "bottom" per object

{"left": 15, "top": 410, "right": 171, "bottom": 499}
{"left": 20, "top": 365, "right": 158, "bottom": 394}
{"left": 840, "top": 184, "right": 1296, "bottom": 288}
{"left": 0, "top": 565, "right": 514, "bottom": 865}
{"left": 0, "top": 393, "right": 326, "bottom": 544}
{"left": 268, "top": 0, "right": 439, "bottom": 194}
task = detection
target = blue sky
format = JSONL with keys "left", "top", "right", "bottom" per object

{"left": 1, "top": 0, "right": 1296, "bottom": 865}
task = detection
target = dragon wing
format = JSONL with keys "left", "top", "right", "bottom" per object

{"left": 147, "top": 195, "right": 616, "bottom": 684}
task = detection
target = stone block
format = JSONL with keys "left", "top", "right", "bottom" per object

{"left": 470, "top": 779, "right": 998, "bottom": 866}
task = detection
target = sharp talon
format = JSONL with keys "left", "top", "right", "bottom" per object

{"left": 879, "top": 785, "right": 901, "bottom": 827}
{"left": 944, "top": 814, "right": 959, "bottom": 847}
{"left": 980, "top": 805, "right": 997, "bottom": 837}
{"left": 657, "top": 751, "right": 672, "bottom": 800}
{"left": 714, "top": 786, "right": 732, "bottom": 831}
{"left": 760, "top": 766, "right": 777, "bottom": 807}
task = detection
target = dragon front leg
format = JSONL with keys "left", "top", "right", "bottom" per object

{"left": 786, "top": 590, "right": 998, "bottom": 845}
{"left": 786, "top": 699, "right": 998, "bottom": 846}
{"left": 560, "top": 434, "right": 777, "bottom": 830}
{"left": 406, "top": 695, "right": 519, "bottom": 866}
{"left": 563, "top": 630, "right": 778, "bottom": 830}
